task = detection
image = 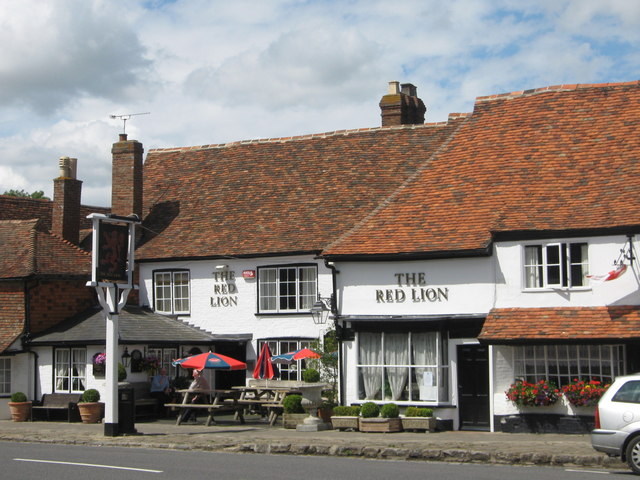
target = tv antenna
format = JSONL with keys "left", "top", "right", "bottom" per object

{"left": 109, "top": 112, "right": 150, "bottom": 134}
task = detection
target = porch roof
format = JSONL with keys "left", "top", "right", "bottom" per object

{"left": 479, "top": 306, "right": 640, "bottom": 343}
{"left": 28, "top": 305, "right": 251, "bottom": 346}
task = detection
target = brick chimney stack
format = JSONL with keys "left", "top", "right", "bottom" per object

{"left": 111, "top": 133, "right": 143, "bottom": 218}
{"left": 52, "top": 157, "right": 82, "bottom": 244}
{"left": 379, "top": 81, "right": 426, "bottom": 127}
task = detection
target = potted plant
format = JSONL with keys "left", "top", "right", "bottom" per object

{"left": 282, "top": 394, "right": 307, "bottom": 429}
{"left": 318, "top": 400, "right": 336, "bottom": 423}
{"left": 401, "top": 406, "right": 436, "bottom": 432}
{"left": 302, "top": 368, "right": 320, "bottom": 383}
{"left": 562, "top": 379, "right": 610, "bottom": 407}
{"left": 505, "top": 379, "right": 560, "bottom": 407}
{"left": 359, "top": 402, "right": 402, "bottom": 433}
{"left": 78, "top": 389, "right": 103, "bottom": 423}
{"left": 8, "top": 392, "right": 31, "bottom": 422}
{"left": 93, "top": 352, "right": 106, "bottom": 377}
{"left": 330, "top": 405, "right": 360, "bottom": 431}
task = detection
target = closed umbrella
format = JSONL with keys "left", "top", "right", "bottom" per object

{"left": 172, "top": 351, "right": 247, "bottom": 371}
{"left": 253, "top": 343, "right": 275, "bottom": 380}
{"left": 271, "top": 347, "right": 321, "bottom": 364}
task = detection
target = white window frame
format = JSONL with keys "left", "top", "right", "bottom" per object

{"left": 257, "top": 265, "right": 317, "bottom": 314}
{"left": 153, "top": 270, "right": 190, "bottom": 314}
{"left": 258, "top": 339, "right": 313, "bottom": 381}
{"left": 146, "top": 347, "right": 178, "bottom": 378}
{"left": 355, "top": 331, "right": 450, "bottom": 405}
{"left": 54, "top": 348, "right": 86, "bottom": 393}
{"left": 523, "top": 241, "right": 588, "bottom": 290}
{"left": 0, "top": 358, "right": 10, "bottom": 395}
{"left": 513, "top": 344, "right": 625, "bottom": 387}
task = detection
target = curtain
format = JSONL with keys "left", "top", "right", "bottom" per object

{"left": 384, "top": 333, "right": 408, "bottom": 400}
{"left": 55, "top": 349, "right": 70, "bottom": 391}
{"left": 412, "top": 332, "right": 438, "bottom": 401}
{"left": 359, "top": 332, "right": 382, "bottom": 399}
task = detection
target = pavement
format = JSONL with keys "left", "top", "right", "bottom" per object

{"left": 0, "top": 414, "right": 628, "bottom": 471}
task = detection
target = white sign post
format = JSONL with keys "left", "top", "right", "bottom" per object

{"left": 87, "top": 213, "right": 139, "bottom": 437}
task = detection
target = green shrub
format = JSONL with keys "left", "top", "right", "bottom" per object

{"left": 302, "top": 368, "right": 320, "bottom": 383}
{"left": 283, "top": 394, "right": 305, "bottom": 413}
{"left": 405, "top": 406, "right": 433, "bottom": 417}
{"left": 10, "top": 392, "right": 27, "bottom": 403}
{"left": 332, "top": 405, "right": 360, "bottom": 416}
{"left": 380, "top": 403, "right": 399, "bottom": 418}
{"left": 81, "top": 389, "right": 101, "bottom": 403}
{"left": 360, "top": 401, "right": 380, "bottom": 418}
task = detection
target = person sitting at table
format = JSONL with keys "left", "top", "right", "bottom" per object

{"left": 180, "top": 368, "right": 211, "bottom": 423}
{"left": 150, "top": 367, "right": 173, "bottom": 417}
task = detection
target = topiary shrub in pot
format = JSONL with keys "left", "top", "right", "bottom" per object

{"left": 402, "top": 406, "right": 436, "bottom": 432}
{"left": 8, "top": 392, "right": 31, "bottom": 422}
{"left": 360, "top": 402, "right": 402, "bottom": 433}
{"left": 330, "top": 405, "right": 361, "bottom": 431}
{"left": 282, "top": 394, "right": 306, "bottom": 429}
{"left": 78, "top": 389, "right": 103, "bottom": 424}
{"left": 302, "top": 368, "right": 320, "bottom": 383}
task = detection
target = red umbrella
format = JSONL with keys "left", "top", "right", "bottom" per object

{"left": 271, "top": 347, "right": 321, "bottom": 364}
{"left": 172, "top": 351, "right": 247, "bottom": 370}
{"left": 253, "top": 343, "right": 275, "bottom": 380}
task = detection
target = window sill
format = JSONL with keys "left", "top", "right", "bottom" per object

{"left": 255, "top": 312, "right": 313, "bottom": 317}
{"left": 522, "top": 287, "right": 591, "bottom": 293}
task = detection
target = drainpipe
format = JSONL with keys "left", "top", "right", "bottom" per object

{"left": 323, "top": 258, "right": 345, "bottom": 406}
{"left": 22, "top": 278, "right": 39, "bottom": 400}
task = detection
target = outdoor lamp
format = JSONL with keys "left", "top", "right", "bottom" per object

{"left": 121, "top": 347, "right": 131, "bottom": 367}
{"left": 310, "top": 297, "right": 332, "bottom": 325}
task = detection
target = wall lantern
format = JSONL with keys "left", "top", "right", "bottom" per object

{"left": 121, "top": 347, "right": 131, "bottom": 368}
{"left": 310, "top": 296, "right": 332, "bottom": 325}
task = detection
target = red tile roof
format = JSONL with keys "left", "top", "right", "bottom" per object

{"left": 479, "top": 306, "right": 640, "bottom": 342}
{"left": 0, "top": 219, "right": 91, "bottom": 279}
{"left": 325, "top": 81, "right": 640, "bottom": 256}
{"left": 137, "top": 120, "right": 466, "bottom": 260}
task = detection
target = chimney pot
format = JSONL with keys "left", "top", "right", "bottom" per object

{"left": 58, "top": 157, "right": 71, "bottom": 178}
{"left": 388, "top": 81, "right": 400, "bottom": 94}
{"left": 119, "top": 133, "right": 128, "bottom": 142}
{"left": 401, "top": 83, "right": 417, "bottom": 97}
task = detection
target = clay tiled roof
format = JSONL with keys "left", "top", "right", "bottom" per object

{"left": 0, "top": 219, "right": 91, "bottom": 279}
{"left": 479, "top": 306, "right": 640, "bottom": 342}
{"left": 137, "top": 120, "right": 465, "bottom": 260}
{"left": 325, "top": 81, "right": 640, "bottom": 257}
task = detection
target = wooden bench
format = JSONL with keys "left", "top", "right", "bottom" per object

{"left": 166, "top": 389, "right": 244, "bottom": 426}
{"left": 31, "top": 393, "right": 82, "bottom": 422}
{"left": 125, "top": 382, "right": 159, "bottom": 418}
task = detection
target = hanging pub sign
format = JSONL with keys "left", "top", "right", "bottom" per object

{"left": 87, "top": 213, "right": 139, "bottom": 288}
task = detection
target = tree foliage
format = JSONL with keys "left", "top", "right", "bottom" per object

{"left": 310, "top": 328, "right": 339, "bottom": 405}
{"left": 3, "top": 189, "right": 49, "bottom": 200}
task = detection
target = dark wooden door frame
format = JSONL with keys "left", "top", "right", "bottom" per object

{"left": 457, "top": 344, "right": 490, "bottom": 431}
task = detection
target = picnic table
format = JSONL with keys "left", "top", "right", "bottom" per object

{"left": 232, "top": 385, "right": 301, "bottom": 426}
{"left": 165, "top": 389, "right": 244, "bottom": 426}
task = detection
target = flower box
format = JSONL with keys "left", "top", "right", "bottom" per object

{"left": 401, "top": 416, "right": 436, "bottom": 432}
{"left": 359, "top": 417, "right": 403, "bottom": 433}
{"left": 330, "top": 416, "right": 359, "bottom": 431}
{"left": 283, "top": 413, "right": 308, "bottom": 429}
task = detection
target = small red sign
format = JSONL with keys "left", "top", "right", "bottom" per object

{"left": 242, "top": 270, "right": 256, "bottom": 278}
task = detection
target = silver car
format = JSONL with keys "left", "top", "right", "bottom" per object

{"left": 591, "top": 373, "right": 640, "bottom": 474}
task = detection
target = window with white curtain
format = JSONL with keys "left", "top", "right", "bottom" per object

{"left": 146, "top": 347, "right": 178, "bottom": 377}
{"left": 153, "top": 270, "right": 190, "bottom": 314}
{"left": 0, "top": 358, "right": 10, "bottom": 394}
{"left": 523, "top": 242, "right": 588, "bottom": 289}
{"left": 357, "top": 331, "right": 449, "bottom": 403}
{"left": 55, "top": 348, "right": 86, "bottom": 393}
{"left": 258, "top": 265, "right": 317, "bottom": 313}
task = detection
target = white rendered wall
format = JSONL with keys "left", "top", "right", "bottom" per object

{"left": 494, "top": 235, "right": 640, "bottom": 308}
{"left": 139, "top": 255, "right": 333, "bottom": 363}
{"left": 337, "top": 257, "right": 495, "bottom": 317}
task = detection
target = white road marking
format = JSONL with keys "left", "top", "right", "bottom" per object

{"left": 14, "top": 458, "right": 162, "bottom": 473}
{"left": 565, "top": 468, "right": 611, "bottom": 475}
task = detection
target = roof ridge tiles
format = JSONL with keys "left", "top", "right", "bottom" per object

{"left": 475, "top": 79, "right": 640, "bottom": 103}
{"left": 148, "top": 121, "right": 458, "bottom": 154}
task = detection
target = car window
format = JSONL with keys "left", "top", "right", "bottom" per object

{"left": 612, "top": 380, "right": 640, "bottom": 404}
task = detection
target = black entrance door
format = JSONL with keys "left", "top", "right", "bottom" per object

{"left": 457, "top": 344, "right": 490, "bottom": 431}
{"left": 213, "top": 342, "right": 247, "bottom": 390}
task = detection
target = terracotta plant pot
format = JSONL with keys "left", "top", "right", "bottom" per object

{"left": 78, "top": 402, "right": 103, "bottom": 423}
{"left": 8, "top": 402, "right": 32, "bottom": 422}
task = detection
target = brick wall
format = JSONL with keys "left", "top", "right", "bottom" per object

{"left": 0, "top": 282, "right": 26, "bottom": 351}
{"left": 28, "top": 279, "right": 96, "bottom": 333}
{"left": 111, "top": 135, "right": 143, "bottom": 218}
{"left": 52, "top": 177, "right": 82, "bottom": 244}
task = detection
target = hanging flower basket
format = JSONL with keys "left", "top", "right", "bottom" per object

{"left": 506, "top": 379, "right": 560, "bottom": 407}
{"left": 93, "top": 352, "right": 106, "bottom": 377}
{"left": 562, "top": 379, "right": 610, "bottom": 407}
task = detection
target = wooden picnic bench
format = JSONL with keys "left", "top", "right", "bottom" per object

{"left": 232, "top": 385, "right": 301, "bottom": 426}
{"left": 165, "top": 389, "right": 244, "bottom": 426}
{"left": 31, "top": 393, "right": 82, "bottom": 422}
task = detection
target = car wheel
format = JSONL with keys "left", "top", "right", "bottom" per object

{"left": 626, "top": 436, "right": 640, "bottom": 475}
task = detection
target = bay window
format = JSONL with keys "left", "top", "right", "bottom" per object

{"left": 524, "top": 242, "right": 588, "bottom": 289}
{"left": 258, "top": 265, "right": 317, "bottom": 313}
{"left": 357, "top": 331, "right": 449, "bottom": 403}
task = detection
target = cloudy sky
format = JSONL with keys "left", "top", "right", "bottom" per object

{"left": 1, "top": 0, "right": 639, "bottom": 206}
